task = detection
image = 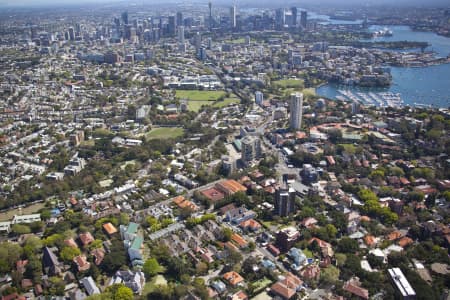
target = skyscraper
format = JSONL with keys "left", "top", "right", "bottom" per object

{"left": 275, "top": 8, "right": 285, "bottom": 30}
{"left": 68, "top": 27, "right": 75, "bottom": 41}
{"left": 275, "top": 187, "right": 296, "bottom": 216}
{"left": 300, "top": 11, "right": 307, "bottom": 29}
{"left": 230, "top": 4, "right": 237, "bottom": 28}
{"left": 177, "top": 26, "right": 185, "bottom": 44}
{"left": 208, "top": 1, "right": 213, "bottom": 30}
{"left": 168, "top": 16, "right": 176, "bottom": 36}
{"left": 194, "top": 31, "right": 202, "bottom": 52}
{"left": 255, "top": 91, "right": 263, "bottom": 105}
{"left": 291, "top": 7, "right": 298, "bottom": 26}
{"left": 290, "top": 92, "right": 303, "bottom": 130}
{"left": 176, "top": 12, "right": 183, "bottom": 27}
{"left": 121, "top": 11, "right": 129, "bottom": 25}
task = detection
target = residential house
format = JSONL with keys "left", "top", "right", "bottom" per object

{"left": 231, "top": 233, "right": 248, "bottom": 248}
{"left": 79, "top": 232, "right": 94, "bottom": 247}
{"left": 343, "top": 277, "right": 369, "bottom": 300}
{"left": 223, "top": 271, "right": 244, "bottom": 287}
{"left": 230, "top": 291, "right": 248, "bottom": 300}
{"left": 287, "top": 248, "right": 308, "bottom": 270}
{"left": 210, "top": 280, "right": 227, "bottom": 294}
{"left": 64, "top": 238, "right": 78, "bottom": 248}
{"left": 73, "top": 255, "right": 91, "bottom": 272}
{"left": 270, "top": 272, "right": 303, "bottom": 300}
{"left": 90, "top": 248, "right": 105, "bottom": 265}
{"left": 109, "top": 270, "right": 146, "bottom": 295}
{"left": 300, "top": 264, "right": 321, "bottom": 281}
{"left": 80, "top": 276, "right": 100, "bottom": 296}
{"left": 239, "top": 219, "right": 261, "bottom": 232}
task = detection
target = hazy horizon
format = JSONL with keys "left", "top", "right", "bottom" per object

{"left": 1, "top": 0, "right": 449, "bottom": 8}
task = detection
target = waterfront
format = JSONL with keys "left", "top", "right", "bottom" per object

{"left": 317, "top": 25, "right": 450, "bottom": 108}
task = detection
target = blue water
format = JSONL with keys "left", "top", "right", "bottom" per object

{"left": 316, "top": 25, "right": 450, "bottom": 108}
{"left": 307, "top": 11, "right": 363, "bottom": 25}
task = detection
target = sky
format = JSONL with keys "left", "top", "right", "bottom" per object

{"left": 0, "top": 0, "right": 449, "bottom": 7}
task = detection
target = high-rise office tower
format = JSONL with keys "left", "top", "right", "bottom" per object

{"left": 208, "top": 1, "right": 213, "bottom": 30}
{"left": 291, "top": 7, "right": 298, "bottom": 26}
{"left": 168, "top": 16, "right": 176, "bottom": 36}
{"left": 230, "top": 4, "right": 237, "bottom": 28}
{"left": 300, "top": 11, "right": 307, "bottom": 28}
{"left": 178, "top": 26, "right": 185, "bottom": 44}
{"left": 275, "top": 8, "right": 285, "bottom": 30}
{"left": 255, "top": 91, "right": 263, "bottom": 105}
{"left": 121, "top": 11, "right": 129, "bottom": 25}
{"left": 194, "top": 31, "right": 202, "bottom": 52}
{"left": 275, "top": 187, "right": 296, "bottom": 216}
{"left": 290, "top": 92, "right": 303, "bottom": 130}
{"left": 198, "top": 47, "right": 207, "bottom": 61}
{"left": 68, "top": 27, "right": 75, "bottom": 41}
{"left": 176, "top": 12, "right": 183, "bottom": 27}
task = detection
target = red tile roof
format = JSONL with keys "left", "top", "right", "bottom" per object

{"left": 200, "top": 187, "right": 225, "bottom": 202}
{"left": 73, "top": 255, "right": 91, "bottom": 272}
{"left": 231, "top": 233, "right": 248, "bottom": 248}
{"left": 223, "top": 271, "right": 244, "bottom": 286}
{"left": 343, "top": 279, "right": 369, "bottom": 300}
{"left": 270, "top": 273, "right": 303, "bottom": 300}
{"left": 102, "top": 223, "right": 118, "bottom": 236}
{"left": 79, "top": 232, "right": 94, "bottom": 246}
{"left": 215, "top": 180, "right": 247, "bottom": 195}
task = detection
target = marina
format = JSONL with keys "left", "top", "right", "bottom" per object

{"left": 336, "top": 89, "right": 404, "bottom": 107}
{"left": 317, "top": 25, "right": 450, "bottom": 108}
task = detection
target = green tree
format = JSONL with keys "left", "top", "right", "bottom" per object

{"left": 11, "top": 223, "right": 31, "bottom": 235}
{"left": 106, "top": 284, "right": 134, "bottom": 300}
{"left": 222, "top": 227, "right": 233, "bottom": 242}
{"left": 335, "top": 253, "right": 347, "bottom": 267}
{"left": 49, "top": 276, "right": 65, "bottom": 295}
{"left": 0, "top": 242, "right": 23, "bottom": 273}
{"left": 60, "top": 246, "right": 81, "bottom": 262}
{"left": 337, "top": 237, "right": 359, "bottom": 253}
{"left": 320, "top": 265, "right": 340, "bottom": 286}
{"left": 143, "top": 258, "right": 162, "bottom": 278}
{"left": 119, "top": 213, "right": 130, "bottom": 225}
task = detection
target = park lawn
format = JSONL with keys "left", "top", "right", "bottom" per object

{"left": 175, "top": 90, "right": 226, "bottom": 101}
{"left": 213, "top": 97, "right": 240, "bottom": 108}
{"left": 146, "top": 127, "right": 184, "bottom": 140}
{"left": 187, "top": 97, "right": 240, "bottom": 112}
{"left": 142, "top": 275, "right": 167, "bottom": 297}
{"left": 273, "top": 79, "right": 304, "bottom": 89}
{"left": 229, "top": 38, "right": 246, "bottom": 44}
{"left": 187, "top": 100, "right": 213, "bottom": 112}
{"left": 0, "top": 202, "right": 45, "bottom": 222}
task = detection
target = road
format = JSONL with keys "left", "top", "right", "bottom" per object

{"left": 255, "top": 245, "right": 287, "bottom": 272}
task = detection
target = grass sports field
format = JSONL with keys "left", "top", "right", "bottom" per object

{"left": 146, "top": 127, "right": 184, "bottom": 140}
{"left": 175, "top": 90, "right": 240, "bottom": 112}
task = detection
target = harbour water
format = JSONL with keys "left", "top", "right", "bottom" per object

{"left": 316, "top": 25, "right": 450, "bottom": 108}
